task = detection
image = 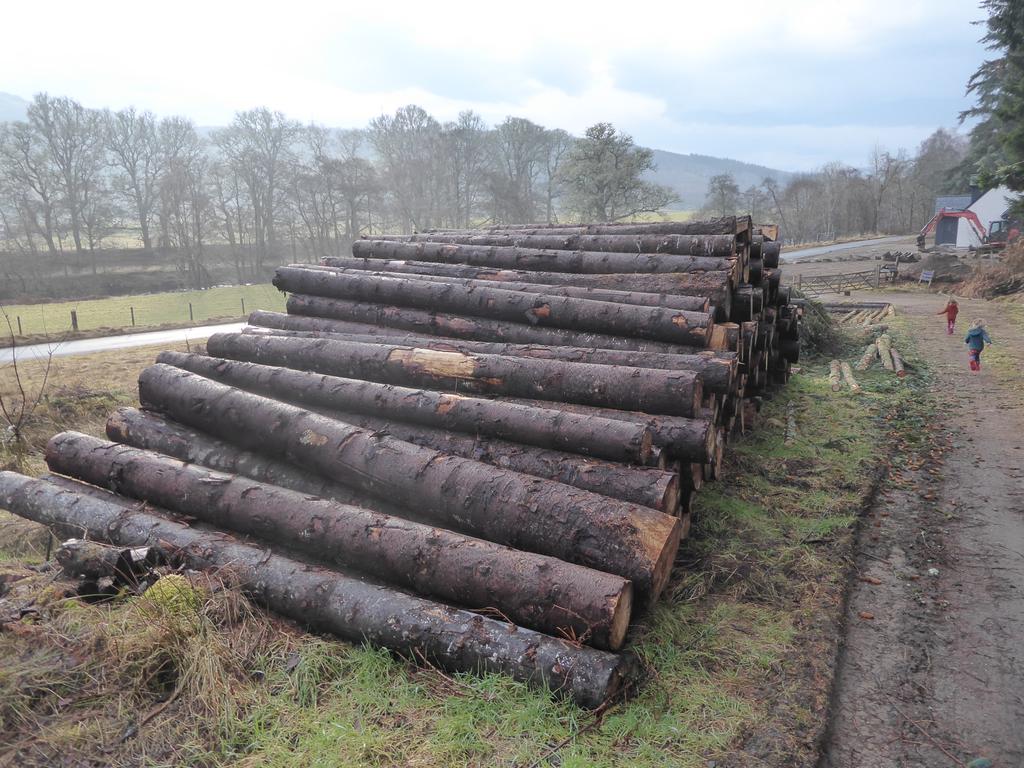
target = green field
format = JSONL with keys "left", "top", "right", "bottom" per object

{"left": 0, "top": 284, "right": 286, "bottom": 338}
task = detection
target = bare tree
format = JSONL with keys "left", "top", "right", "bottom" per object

{"left": 0, "top": 121, "right": 63, "bottom": 254}
{"left": 104, "top": 107, "right": 161, "bottom": 251}
{"left": 369, "top": 105, "right": 444, "bottom": 232}
{"left": 26, "top": 94, "right": 105, "bottom": 256}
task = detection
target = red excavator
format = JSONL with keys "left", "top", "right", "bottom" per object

{"left": 917, "top": 209, "right": 1020, "bottom": 252}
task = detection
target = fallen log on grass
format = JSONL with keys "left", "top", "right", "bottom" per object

{"left": 47, "top": 432, "right": 634, "bottom": 650}
{"left": 876, "top": 334, "right": 895, "bottom": 371}
{"left": 138, "top": 365, "right": 682, "bottom": 599}
{"left": 274, "top": 273, "right": 713, "bottom": 346}
{"left": 841, "top": 362, "right": 862, "bottom": 394}
{"left": 0, "top": 471, "right": 634, "bottom": 707}
{"left": 891, "top": 347, "right": 906, "bottom": 378}
{"left": 56, "top": 538, "right": 161, "bottom": 583}
{"left": 830, "top": 360, "right": 843, "bottom": 392}
{"left": 241, "top": 326, "right": 738, "bottom": 395}
{"left": 855, "top": 342, "right": 878, "bottom": 371}
{"left": 205, "top": 332, "right": 705, "bottom": 418}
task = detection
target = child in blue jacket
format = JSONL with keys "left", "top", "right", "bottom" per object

{"left": 964, "top": 319, "right": 993, "bottom": 372}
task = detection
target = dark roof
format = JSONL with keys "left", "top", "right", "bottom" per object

{"left": 934, "top": 194, "right": 973, "bottom": 214}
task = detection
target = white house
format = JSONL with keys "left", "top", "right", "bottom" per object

{"left": 956, "top": 186, "right": 1017, "bottom": 248}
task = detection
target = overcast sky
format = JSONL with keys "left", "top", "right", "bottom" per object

{"left": 0, "top": 0, "right": 987, "bottom": 171}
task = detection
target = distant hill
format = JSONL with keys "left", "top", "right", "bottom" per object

{"left": 0, "top": 92, "right": 29, "bottom": 123}
{"left": 646, "top": 149, "right": 794, "bottom": 210}
{"left": 0, "top": 91, "right": 794, "bottom": 209}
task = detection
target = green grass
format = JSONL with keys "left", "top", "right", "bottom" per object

{"left": 0, "top": 328, "right": 938, "bottom": 767}
{"left": 0, "top": 284, "right": 285, "bottom": 338}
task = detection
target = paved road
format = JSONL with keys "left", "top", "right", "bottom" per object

{"left": 0, "top": 322, "right": 245, "bottom": 364}
{"left": 785, "top": 236, "right": 905, "bottom": 262}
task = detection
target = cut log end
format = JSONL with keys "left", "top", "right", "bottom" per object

{"left": 608, "top": 583, "right": 634, "bottom": 650}
{"left": 647, "top": 516, "right": 683, "bottom": 602}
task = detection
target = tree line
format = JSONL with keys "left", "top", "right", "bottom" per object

{"left": 700, "top": 128, "right": 968, "bottom": 243}
{"left": 0, "top": 96, "right": 674, "bottom": 287}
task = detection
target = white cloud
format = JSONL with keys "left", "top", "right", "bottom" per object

{"left": 0, "top": 0, "right": 984, "bottom": 169}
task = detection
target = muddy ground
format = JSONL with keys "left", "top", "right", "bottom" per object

{"left": 822, "top": 289, "right": 1024, "bottom": 767}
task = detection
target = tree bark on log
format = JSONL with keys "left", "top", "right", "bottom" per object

{"left": 876, "top": 334, "right": 895, "bottom": 371}
{"left": 205, "top": 332, "right": 705, "bottom": 418}
{"left": 855, "top": 343, "right": 878, "bottom": 371}
{"left": 141, "top": 359, "right": 684, "bottom": 510}
{"left": 498, "top": 396, "right": 718, "bottom": 463}
{"left": 292, "top": 264, "right": 711, "bottom": 313}
{"left": 830, "top": 360, "right": 843, "bottom": 392}
{"left": 158, "top": 350, "right": 654, "bottom": 464}
{"left": 137, "top": 364, "right": 682, "bottom": 599}
{"left": 0, "top": 471, "right": 634, "bottom": 707}
{"left": 274, "top": 272, "right": 713, "bottom": 347}
{"left": 419, "top": 216, "right": 746, "bottom": 237}
{"left": 107, "top": 407, "right": 415, "bottom": 519}
{"left": 762, "top": 241, "right": 781, "bottom": 269}
{"left": 840, "top": 362, "right": 862, "bottom": 393}
{"left": 316, "top": 259, "right": 736, "bottom": 316}
{"left": 891, "top": 347, "right": 906, "bottom": 378}
{"left": 47, "top": 432, "right": 634, "bottom": 650}
{"left": 56, "top": 538, "right": 160, "bottom": 582}
{"left": 357, "top": 233, "right": 737, "bottom": 259}
{"left": 285, "top": 295, "right": 702, "bottom": 354}
{"left": 290, "top": 406, "right": 683, "bottom": 512}
{"left": 241, "top": 325, "right": 738, "bottom": 395}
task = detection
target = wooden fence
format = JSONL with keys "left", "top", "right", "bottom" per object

{"left": 793, "top": 266, "right": 891, "bottom": 297}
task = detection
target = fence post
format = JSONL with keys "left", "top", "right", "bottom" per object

{"left": 16, "top": 316, "right": 22, "bottom": 336}
{"left": 130, "top": 306, "right": 136, "bottom": 327}
{"left": 188, "top": 302, "right": 194, "bottom": 323}
{"left": 797, "top": 274, "right": 802, "bottom": 290}
{"left": 241, "top": 297, "right": 246, "bottom": 315}
{"left": 874, "top": 265, "right": 880, "bottom": 289}
{"left": 70, "top": 310, "right": 79, "bottom": 331}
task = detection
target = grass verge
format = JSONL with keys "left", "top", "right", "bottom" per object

{"left": 0, "top": 284, "right": 285, "bottom": 340}
{"left": 0, "top": 330, "right": 932, "bottom": 767}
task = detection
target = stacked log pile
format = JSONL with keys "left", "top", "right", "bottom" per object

{"left": 0, "top": 215, "right": 800, "bottom": 708}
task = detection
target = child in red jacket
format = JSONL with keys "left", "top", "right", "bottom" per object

{"left": 937, "top": 298, "right": 959, "bottom": 335}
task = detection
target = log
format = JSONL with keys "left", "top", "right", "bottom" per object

{"left": 274, "top": 270, "right": 713, "bottom": 346}
{"left": 876, "top": 334, "right": 895, "bottom": 371}
{"left": 286, "top": 294, "right": 702, "bottom": 354}
{"left": 891, "top": 347, "right": 906, "bottom": 378}
{"left": 205, "top": 332, "right": 705, "bottom": 418}
{"left": 107, "top": 407, "right": 415, "bottom": 519}
{"left": 139, "top": 359, "right": 684, "bottom": 510}
{"left": 241, "top": 325, "right": 738, "bottom": 395}
{"left": 296, "top": 264, "right": 711, "bottom": 313}
{"left": 762, "top": 241, "right": 782, "bottom": 269}
{"left": 499, "top": 396, "right": 717, "bottom": 463}
{"left": 56, "top": 538, "right": 160, "bottom": 583}
{"left": 158, "top": 350, "right": 654, "bottom": 464}
{"left": 0, "top": 471, "right": 634, "bottom": 707}
{"left": 317, "top": 259, "right": 736, "bottom": 315}
{"left": 358, "top": 233, "right": 737, "bottom": 260}
{"left": 840, "top": 362, "right": 862, "bottom": 394}
{"left": 422, "top": 216, "right": 745, "bottom": 237}
{"left": 829, "top": 360, "right": 843, "bottom": 392}
{"left": 137, "top": 364, "right": 682, "bottom": 599}
{"left": 47, "top": 433, "right": 634, "bottom": 650}
{"left": 855, "top": 343, "right": 878, "bottom": 371}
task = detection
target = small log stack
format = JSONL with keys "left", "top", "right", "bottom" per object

{"left": 0, "top": 215, "right": 801, "bottom": 707}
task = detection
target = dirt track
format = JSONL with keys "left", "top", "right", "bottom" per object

{"left": 822, "top": 291, "right": 1024, "bottom": 767}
